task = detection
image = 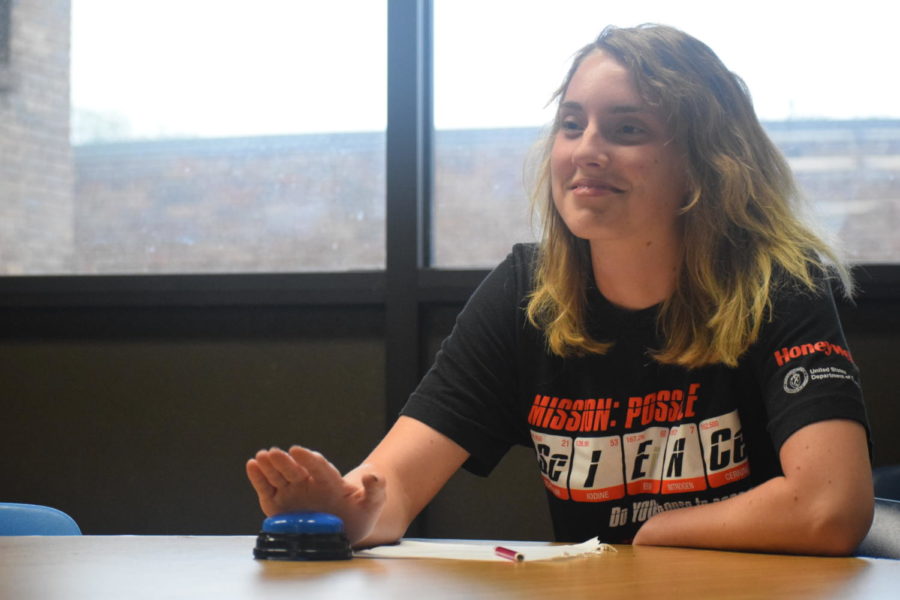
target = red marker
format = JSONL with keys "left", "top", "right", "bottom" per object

{"left": 494, "top": 546, "right": 524, "bottom": 562}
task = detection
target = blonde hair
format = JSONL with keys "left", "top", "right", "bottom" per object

{"left": 526, "top": 24, "right": 852, "bottom": 368}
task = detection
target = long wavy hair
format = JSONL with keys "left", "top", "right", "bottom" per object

{"left": 525, "top": 24, "right": 852, "bottom": 368}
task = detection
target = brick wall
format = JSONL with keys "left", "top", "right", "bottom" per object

{"left": 68, "top": 122, "right": 900, "bottom": 272}
{"left": 72, "top": 134, "right": 386, "bottom": 273}
{"left": 0, "top": 0, "right": 73, "bottom": 274}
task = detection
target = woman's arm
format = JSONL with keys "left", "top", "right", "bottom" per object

{"left": 246, "top": 416, "right": 469, "bottom": 547}
{"left": 633, "top": 418, "right": 873, "bottom": 555}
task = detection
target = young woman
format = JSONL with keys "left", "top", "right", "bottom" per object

{"left": 247, "top": 24, "right": 873, "bottom": 555}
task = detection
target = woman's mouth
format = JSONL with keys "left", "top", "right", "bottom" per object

{"left": 570, "top": 179, "right": 624, "bottom": 195}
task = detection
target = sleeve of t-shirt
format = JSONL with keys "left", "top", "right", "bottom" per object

{"left": 751, "top": 275, "right": 869, "bottom": 453}
{"left": 400, "top": 245, "right": 532, "bottom": 476}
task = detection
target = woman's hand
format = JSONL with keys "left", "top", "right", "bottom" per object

{"left": 246, "top": 446, "right": 386, "bottom": 545}
{"left": 247, "top": 417, "right": 470, "bottom": 548}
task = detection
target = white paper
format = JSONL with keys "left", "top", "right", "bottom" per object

{"left": 353, "top": 537, "right": 615, "bottom": 562}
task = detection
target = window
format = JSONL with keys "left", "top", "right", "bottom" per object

{"left": 432, "top": 0, "right": 900, "bottom": 267}
{"left": 0, "top": 0, "right": 386, "bottom": 275}
{"left": 3, "top": 1, "right": 898, "bottom": 279}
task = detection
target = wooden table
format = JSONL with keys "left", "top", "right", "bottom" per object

{"left": 1, "top": 536, "right": 897, "bottom": 599}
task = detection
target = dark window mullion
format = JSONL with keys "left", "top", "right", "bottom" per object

{"left": 419, "top": 1, "right": 434, "bottom": 270}
{"left": 0, "top": 0, "right": 10, "bottom": 64}
{"left": 385, "top": 0, "right": 432, "bottom": 423}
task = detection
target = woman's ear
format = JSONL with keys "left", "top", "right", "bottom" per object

{"left": 679, "top": 175, "right": 700, "bottom": 214}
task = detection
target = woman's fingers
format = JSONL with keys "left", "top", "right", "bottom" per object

{"left": 246, "top": 459, "right": 276, "bottom": 498}
{"left": 252, "top": 448, "right": 290, "bottom": 487}
{"left": 288, "top": 445, "right": 343, "bottom": 488}
{"left": 268, "top": 447, "right": 311, "bottom": 484}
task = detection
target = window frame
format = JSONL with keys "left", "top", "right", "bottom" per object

{"left": 0, "top": 0, "right": 13, "bottom": 90}
{"left": 1, "top": 0, "right": 898, "bottom": 361}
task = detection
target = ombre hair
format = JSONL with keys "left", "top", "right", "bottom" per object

{"left": 525, "top": 23, "right": 852, "bottom": 367}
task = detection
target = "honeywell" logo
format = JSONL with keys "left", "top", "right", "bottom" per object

{"left": 773, "top": 341, "right": 853, "bottom": 367}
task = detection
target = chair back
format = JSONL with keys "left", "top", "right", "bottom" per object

{"left": 0, "top": 502, "right": 82, "bottom": 535}
{"left": 855, "top": 497, "right": 900, "bottom": 559}
{"left": 873, "top": 465, "right": 900, "bottom": 501}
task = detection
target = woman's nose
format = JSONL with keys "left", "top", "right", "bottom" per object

{"left": 572, "top": 127, "right": 611, "bottom": 168}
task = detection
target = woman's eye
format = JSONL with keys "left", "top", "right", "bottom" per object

{"left": 618, "top": 123, "right": 647, "bottom": 137}
{"left": 559, "top": 118, "right": 582, "bottom": 133}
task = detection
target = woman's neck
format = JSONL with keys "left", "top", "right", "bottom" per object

{"left": 589, "top": 233, "right": 682, "bottom": 311}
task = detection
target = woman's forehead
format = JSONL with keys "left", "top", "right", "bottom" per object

{"left": 562, "top": 51, "right": 654, "bottom": 114}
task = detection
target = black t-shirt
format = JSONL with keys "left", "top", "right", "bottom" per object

{"left": 402, "top": 244, "right": 868, "bottom": 543}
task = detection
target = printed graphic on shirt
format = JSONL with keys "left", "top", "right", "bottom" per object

{"left": 623, "top": 384, "right": 700, "bottom": 429}
{"left": 783, "top": 367, "right": 810, "bottom": 393}
{"left": 623, "top": 427, "right": 668, "bottom": 495}
{"left": 773, "top": 340, "right": 853, "bottom": 367}
{"left": 531, "top": 431, "right": 573, "bottom": 500}
{"left": 783, "top": 365, "right": 858, "bottom": 394}
{"left": 661, "top": 423, "right": 708, "bottom": 494}
{"left": 527, "top": 396, "right": 617, "bottom": 433}
{"left": 567, "top": 435, "right": 626, "bottom": 502}
{"left": 526, "top": 385, "right": 700, "bottom": 435}
{"left": 698, "top": 411, "right": 749, "bottom": 488}
{"left": 529, "top": 383, "right": 751, "bottom": 504}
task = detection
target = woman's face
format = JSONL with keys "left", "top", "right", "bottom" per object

{"left": 550, "top": 50, "right": 688, "bottom": 245}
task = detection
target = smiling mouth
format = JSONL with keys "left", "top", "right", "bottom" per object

{"left": 569, "top": 181, "right": 624, "bottom": 195}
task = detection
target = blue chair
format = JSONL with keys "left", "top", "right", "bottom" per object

{"left": 0, "top": 502, "right": 82, "bottom": 535}
{"left": 873, "top": 465, "right": 900, "bottom": 501}
{"left": 855, "top": 498, "right": 900, "bottom": 559}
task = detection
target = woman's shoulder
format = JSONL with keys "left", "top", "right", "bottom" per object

{"left": 509, "top": 242, "right": 539, "bottom": 265}
{"left": 465, "top": 244, "right": 539, "bottom": 308}
{"left": 768, "top": 259, "right": 844, "bottom": 310}
{"left": 754, "top": 262, "right": 849, "bottom": 355}
{"left": 491, "top": 243, "right": 539, "bottom": 288}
